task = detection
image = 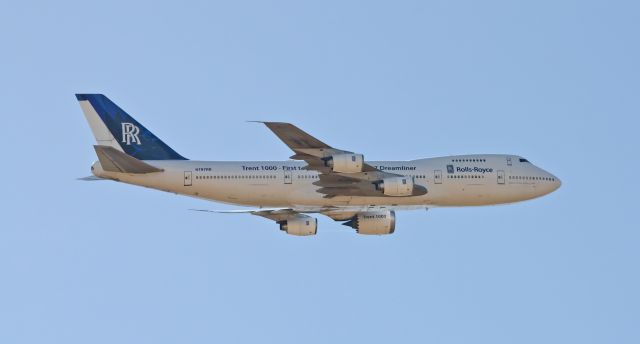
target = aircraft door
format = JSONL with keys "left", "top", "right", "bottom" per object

{"left": 283, "top": 169, "right": 292, "bottom": 184}
{"left": 497, "top": 170, "right": 505, "bottom": 184}
{"left": 434, "top": 170, "right": 442, "bottom": 184}
{"left": 184, "top": 171, "right": 192, "bottom": 186}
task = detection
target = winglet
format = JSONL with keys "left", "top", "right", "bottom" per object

{"left": 257, "top": 122, "right": 332, "bottom": 150}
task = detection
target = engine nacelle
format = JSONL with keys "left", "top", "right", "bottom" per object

{"left": 343, "top": 211, "right": 396, "bottom": 235}
{"left": 278, "top": 215, "right": 318, "bottom": 236}
{"left": 325, "top": 153, "right": 364, "bottom": 173}
{"left": 376, "top": 176, "right": 414, "bottom": 196}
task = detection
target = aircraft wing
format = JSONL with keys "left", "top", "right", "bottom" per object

{"left": 192, "top": 205, "right": 428, "bottom": 218}
{"left": 257, "top": 122, "right": 427, "bottom": 198}
{"left": 192, "top": 208, "right": 302, "bottom": 222}
{"left": 257, "top": 122, "right": 376, "bottom": 172}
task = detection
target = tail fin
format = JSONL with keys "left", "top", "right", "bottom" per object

{"left": 75, "top": 94, "right": 187, "bottom": 160}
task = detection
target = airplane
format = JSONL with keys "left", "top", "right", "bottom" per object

{"left": 76, "top": 94, "right": 561, "bottom": 236}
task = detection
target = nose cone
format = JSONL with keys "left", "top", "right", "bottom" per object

{"left": 554, "top": 176, "right": 562, "bottom": 191}
{"left": 534, "top": 166, "right": 561, "bottom": 196}
{"left": 545, "top": 171, "right": 561, "bottom": 193}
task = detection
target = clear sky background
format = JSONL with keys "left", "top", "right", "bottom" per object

{"left": 0, "top": 1, "right": 638, "bottom": 343}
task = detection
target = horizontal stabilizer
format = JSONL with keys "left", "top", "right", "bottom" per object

{"left": 77, "top": 175, "right": 104, "bottom": 181}
{"left": 94, "top": 145, "right": 163, "bottom": 174}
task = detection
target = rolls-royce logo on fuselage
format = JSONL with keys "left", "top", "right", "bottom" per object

{"left": 455, "top": 166, "right": 493, "bottom": 173}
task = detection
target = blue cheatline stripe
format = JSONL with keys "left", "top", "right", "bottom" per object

{"left": 76, "top": 94, "right": 187, "bottom": 160}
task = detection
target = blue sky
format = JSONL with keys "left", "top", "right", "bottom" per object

{"left": 0, "top": 1, "right": 638, "bottom": 343}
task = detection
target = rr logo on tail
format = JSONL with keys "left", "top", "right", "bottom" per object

{"left": 121, "top": 123, "right": 141, "bottom": 145}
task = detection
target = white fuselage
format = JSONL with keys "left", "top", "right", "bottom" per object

{"left": 91, "top": 154, "right": 561, "bottom": 210}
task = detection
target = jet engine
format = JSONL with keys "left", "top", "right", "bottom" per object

{"left": 375, "top": 176, "right": 414, "bottom": 196}
{"left": 343, "top": 210, "right": 396, "bottom": 235}
{"left": 325, "top": 153, "right": 364, "bottom": 173}
{"left": 278, "top": 215, "right": 318, "bottom": 236}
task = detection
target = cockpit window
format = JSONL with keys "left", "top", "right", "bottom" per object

{"left": 519, "top": 158, "right": 530, "bottom": 163}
